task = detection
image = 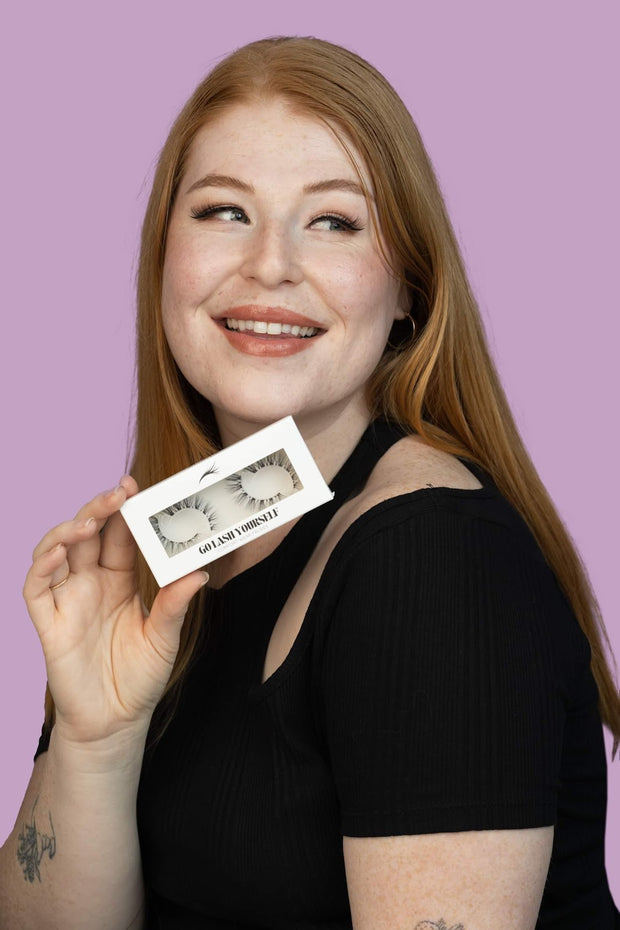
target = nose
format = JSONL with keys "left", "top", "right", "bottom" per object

{"left": 240, "top": 223, "right": 303, "bottom": 288}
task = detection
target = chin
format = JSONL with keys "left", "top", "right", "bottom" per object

{"left": 212, "top": 394, "right": 304, "bottom": 429}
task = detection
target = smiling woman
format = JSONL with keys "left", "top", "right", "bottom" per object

{"left": 1, "top": 35, "right": 618, "bottom": 930}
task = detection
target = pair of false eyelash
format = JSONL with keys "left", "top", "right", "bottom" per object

{"left": 150, "top": 452, "right": 301, "bottom": 557}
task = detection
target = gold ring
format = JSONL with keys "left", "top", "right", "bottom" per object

{"left": 50, "top": 570, "right": 70, "bottom": 591}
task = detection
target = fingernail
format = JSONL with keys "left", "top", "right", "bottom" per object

{"left": 199, "top": 572, "right": 209, "bottom": 586}
{"left": 76, "top": 517, "right": 96, "bottom": 529}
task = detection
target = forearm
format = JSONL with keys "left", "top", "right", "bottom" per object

{"left": 0, "top": 726, "right": 149, "bottom": 930}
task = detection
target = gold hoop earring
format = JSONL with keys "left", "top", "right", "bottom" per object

{"left": 387, "top": 314, "right": 416, "bottom": 352}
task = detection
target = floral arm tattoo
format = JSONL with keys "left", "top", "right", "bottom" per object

{"left": 414, "top": 921, "right": 465, "bottom": 930}
{"left": 16, "top": 796, "right": 56, "bottom": 882}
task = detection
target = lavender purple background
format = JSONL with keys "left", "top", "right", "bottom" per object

{"left": 1, "top": 0, "right": 617, "bottom": 893}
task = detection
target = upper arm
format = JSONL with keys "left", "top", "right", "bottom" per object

{"left": 343, "top": 827, "right": 553, "bottom": 930}
{"left": 319, "top": 506, "right": 565, "bottom": 835}
{"left": 315, "top": 504, "right": 569, "bottom": 924}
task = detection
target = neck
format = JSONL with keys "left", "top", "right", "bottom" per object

{"left": 213, "top": 399, "right": 373, "bottom": 484}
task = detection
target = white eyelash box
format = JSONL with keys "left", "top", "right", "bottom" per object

{"left": 120, "top": 416, "right": 334, "bottom": 587}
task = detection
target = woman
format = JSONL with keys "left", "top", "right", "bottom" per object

{"left": 1, "top": 36, "right": 618, "bottom": 929}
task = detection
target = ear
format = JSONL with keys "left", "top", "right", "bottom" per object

{"left": 393, "top": 282, "right": 410, "bottom": 321}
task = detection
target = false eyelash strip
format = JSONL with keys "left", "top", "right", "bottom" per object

{"left": 121, "top": 416, "right": 334, "bottom": 587}
{"left": 227, "top": 449, "right": 302, "bottom": 512}
{"left": 149, "top": 494, "right": 218, "bottom": 558}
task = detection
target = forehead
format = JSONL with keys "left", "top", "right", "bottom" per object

{"left": 182, "top": 99, "right": 372, "bottom": 191}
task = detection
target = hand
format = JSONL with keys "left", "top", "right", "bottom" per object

{"left": 23, "top": 476, "right": 208, "bottom": 749}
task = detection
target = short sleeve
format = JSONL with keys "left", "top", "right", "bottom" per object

{"left": 316, "top": 495, "right": 582, "bottom": 837}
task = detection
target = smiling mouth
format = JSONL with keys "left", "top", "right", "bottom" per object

{"left": 224, "top": 318, "right": 321, "bottom": 338}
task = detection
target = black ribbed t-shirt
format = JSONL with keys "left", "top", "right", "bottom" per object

{"left": 36, "top": 420, "right": 619, "bottom": 928}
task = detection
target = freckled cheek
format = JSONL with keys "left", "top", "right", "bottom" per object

{"left": 162, "top": 244, "right": 230, "bottom": 310}
{"left": 318, "top": 261, "right": 369, "bottom": 311}
{"left": 331, "top": 263, "right": 397, "bottom": 329}
{"left": 162, "top": 311, "right": 208, "bottom": 378}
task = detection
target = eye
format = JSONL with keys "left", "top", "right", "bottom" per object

{"left": 149, "top": 494, "right": 218, "bottom": 557}
{"left": 227, "top": 450, "right": 303, "bottom": 512}
{"left": 309, "top": 213, "right": 364, "bottom": 233}
{"left": 190, "top": 203, "right": 250, "bottom": 223}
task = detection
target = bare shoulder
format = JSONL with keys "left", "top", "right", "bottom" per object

{"left": 322, "top": 435, "right": 483, "bottom": 552}
{"left": 368, "top": 434, "right": 482, "bottom": 497}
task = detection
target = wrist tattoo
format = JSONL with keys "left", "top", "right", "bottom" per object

{"left": 414, "top": 921, "right": 465, "bottom": 930}
{"left": 16, "top": 795, "right": 56, "bottom": 883}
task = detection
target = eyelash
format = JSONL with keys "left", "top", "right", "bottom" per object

{"left": 150, "top": 494, "right": 218, "bottom": 558}
{"left": 227, "top": 451, "right": 302, "bottom": 511}
{"left": 190, "top": 204, "right": 249, "bottom": 222}
{"left": 189, "top": 203, "right": 363, "bottom": 232}
{"left": 310, "top": 213, "right": 363, "bottom": 232}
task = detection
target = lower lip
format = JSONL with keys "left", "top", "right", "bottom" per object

{"left": 219, "top": 325, "right": 323, "bottom": 357}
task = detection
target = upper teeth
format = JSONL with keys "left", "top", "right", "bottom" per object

{"left": 225, "top": 318, "right": 319, "bottom": 337}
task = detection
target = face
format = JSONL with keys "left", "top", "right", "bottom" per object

{"left": 161, "top": 99, "right": 407, "bottom": 439}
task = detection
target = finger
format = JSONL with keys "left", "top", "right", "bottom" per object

{"left": 117, "top": 474, "right": 139, "bottom": 497}
{"left": 143, "top": 571, "right": 209, "bottom": 664}
{"left": 23, "top": 543, "right": 70, "bottom": 637}
{"left": 73, "top": 476, "right": 134, "bottom": 522}
{"left": 98, "top": 475, "right": 140, "bottom": 572}
{"left": 98, "top": 509, "right": 138, "bottom": 573}
{"left": 67, "top": 482, "right": 131, "bottom": 572}
{"left": 32, "top": 515, "right": 100, "bottom": 562}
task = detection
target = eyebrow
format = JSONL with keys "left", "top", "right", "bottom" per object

{"left": 303, "top": 178, "right": 366, "bottom": 197}
{"left": 186, "top": 173, "right": 254, "bottom": 195}
{"left": 185, "top": 173, "right": 368, "bottom": 198}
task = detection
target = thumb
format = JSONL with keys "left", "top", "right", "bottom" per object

{"left": 145, "top": 570, "right": 209, "bottom": 663}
